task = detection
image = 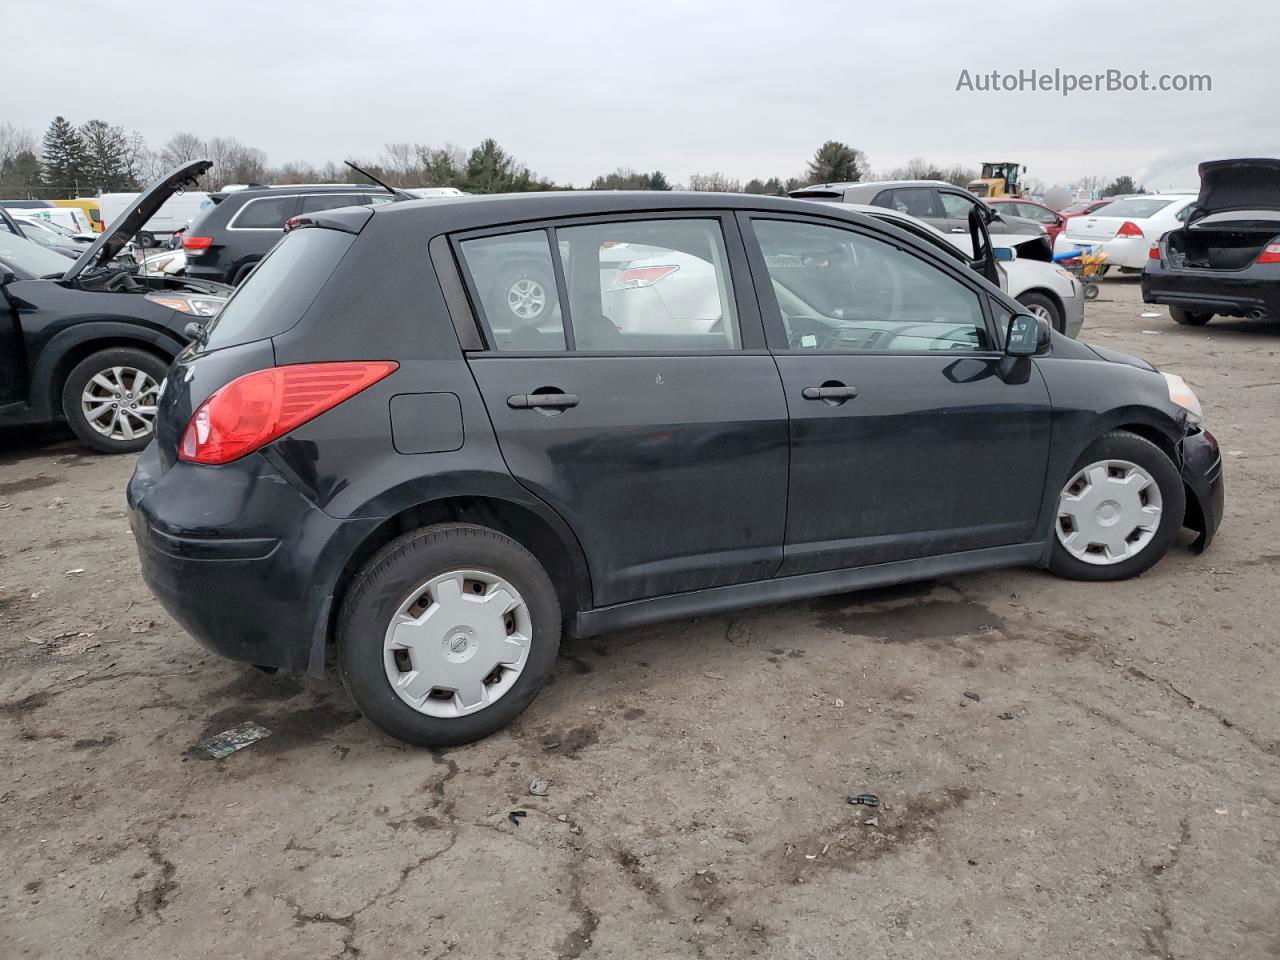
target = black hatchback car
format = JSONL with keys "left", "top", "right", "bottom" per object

{"left": 1142, "top": 158, "right": 1280, "bottom": 325}
{"left": 129, "top": 192, "right": 1224, "bottom": 747}
{"left": 181, "top": 183, "right": 397, "bottom": 285}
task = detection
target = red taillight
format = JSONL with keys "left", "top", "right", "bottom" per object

{"left": 284, "top": 216, "right": 302, "bottom": 232}
{"left": 1256, "top": 242, "right": 1280, "bottom": 265}
{"left": 182, "top": 234, "right": 213, "bottom": 252}
{"left": 1116, "top": 221, "right": 1144, "bottom": 238}
{"left": 179, "top": 361, "right": 399, "bottom": 465}
{"left": 609, "top": 264, "right": 679, "bottom": 289}
{"left": 1148, "top": 243, "right": 1161, "bottom": 261}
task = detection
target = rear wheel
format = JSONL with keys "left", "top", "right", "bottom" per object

{"left": 1048, "top": 431, "right": 1185, "bottom": 582}
{"left": 61, "top": 347, "right": 167, "bottom": 454}
{"left": 1169, "top": 306, "right": 1213, "bottom": 326}
{"left": 338, "top": 524, "right": 561, "bottom": 747}
{"left": 1016, "top": 291, "right": 1063, "bottom": 332}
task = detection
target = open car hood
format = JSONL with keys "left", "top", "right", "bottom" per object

{"left": 1188, "top": 158, "right": 1280, "bottom": 223}
{"left": 61, "top": 159, "right": 211, "bottom": 283}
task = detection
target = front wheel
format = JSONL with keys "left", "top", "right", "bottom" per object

{"left": 1016, "top": 291, "right": 1063, "bottom": 332}
{"left": 61, "top": 348, "right": 168, "bottom": 454}
{"left": 1169, "top": 306, "right": 1213, "bottom": 326}
{"left": 338, "top": 524, "right": 562, "bottom": 747}
{"left": 1048, "top": 431, "right": 1185, "bottom": 582}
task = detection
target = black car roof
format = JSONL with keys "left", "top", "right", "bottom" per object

{"left": 364, "top": 190, "right": 881, "bottom": 234}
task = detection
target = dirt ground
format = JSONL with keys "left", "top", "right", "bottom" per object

{"left": 2, "top": 277, "right": 1278, "bottom": 960}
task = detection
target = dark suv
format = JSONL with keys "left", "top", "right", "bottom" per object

{"left": 129, "top": 192, "right": 1224, "bottom": 747}
{"left": 181, "top": 184, "right": 396, "bottom": 285}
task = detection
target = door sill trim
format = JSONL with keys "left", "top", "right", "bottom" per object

{"left": 570, "top": 542, "right": 1044, "bottom": 638}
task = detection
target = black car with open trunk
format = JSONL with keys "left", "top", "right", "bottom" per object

{"left": 1143, "top": 158, "right": 1280, "bottom": 325}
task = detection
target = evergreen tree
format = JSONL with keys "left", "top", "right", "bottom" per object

{"left": 804, "top": 141, "right": 866, "bottom": 186}
{"left": 80, "top": 119, "right": 139, "bottom": 191}
{"left": 41, "top": 116, "right": 85, "bottom": 192}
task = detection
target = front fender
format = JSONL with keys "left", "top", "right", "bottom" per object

{"left": 28, "top": 320, "right": 186, "bottom": 420}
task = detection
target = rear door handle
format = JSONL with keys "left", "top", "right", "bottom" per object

{"left": 507, "top": 393, "right": 580, "bottom": 409}
{"left": 802, "top": 386, "right": 858, "bottom": 401}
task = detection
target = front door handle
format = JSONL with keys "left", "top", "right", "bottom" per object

{"left": 802, "top": 385, "right": 858, "bottom": 401}
{"left": 508, "top": 392, "right": 580, "bottom": 410}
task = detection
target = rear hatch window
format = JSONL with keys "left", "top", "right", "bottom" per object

{"left": 1089, "top": 198, "right": 1174, "bottom": 219}
{"left": 199, "top": 227, "right": 355, "bottom": 350}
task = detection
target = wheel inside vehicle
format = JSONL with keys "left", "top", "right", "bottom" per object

{"left": 338, "top": 523, "right": 562, "bottom": 747}
{"left": 232, "top": 261, "right": 258, "bottom": 285}
{"left": 494, "top": 264, "right": 554, "bottom": 326}
{"left": 1048, "top": 431, "right": 1185, "bottom": 582}
{"left": 1016, "top": 291, "right": 1063, "bottom": 332}
{"left": 1169, "top": 306, "right": 1213, "bottom": 326}
{"left": 61, "top": 347, "right": 168, "bottom": 454}
{"left": 138, "top": 231, "right": 156, "bottom": 248}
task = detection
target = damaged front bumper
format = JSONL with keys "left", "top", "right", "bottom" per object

{"left": 1179, "top": 426, "right": 1225, "bottom": 552}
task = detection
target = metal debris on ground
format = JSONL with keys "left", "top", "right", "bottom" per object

{"left": 863, "top": 816, "right": 879, "bottom": 827}
{"left": 508, "top": 810, "right": 528, "bottom": 825}
{"left": 963, "top": 691, "right": 981, "bottom": 702}
{"left": 194, "top": 721, "right": 272, "bottom": 758}
{"left": 847, "top": 793, "right": 880, "bottom": 807}
{"left": 998, "top": 712, "right": 1015, "bottom": 720}
{"left": 528, "top": 777, "right": 550, "bottom": 796}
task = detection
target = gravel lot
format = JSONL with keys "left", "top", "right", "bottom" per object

{"left": 2, "top": 277, "right": 1278, "bottom": 960}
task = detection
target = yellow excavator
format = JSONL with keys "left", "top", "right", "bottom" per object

{"left": 967, "top": 162, "right": 1024, "bottom": 198}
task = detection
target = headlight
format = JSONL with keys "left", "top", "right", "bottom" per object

{"left": 146, "top": 293, "right": 227, "bottom": 317}
{"left": 1053, "top": 266, "right": 1075, "bottom": 282}
{"left": 1162, "top": 372, "right": 1202, "bottom": 421}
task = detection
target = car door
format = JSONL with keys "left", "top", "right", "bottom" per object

{"left": 936, "top": 188, "right": 987, "bottom": 235}
{"left": 740, "top": 212, "right": 1052, "bottom": 575}
{"left": 455, "top": 214, "right": 790, "bottom": 607}
{"left": 0, "top": 280, "right": 26, "bottom": 408}
{"left": 877, "top": 187, "right": 947, "bottom": 232}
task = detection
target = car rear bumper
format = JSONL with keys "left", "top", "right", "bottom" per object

{"left": 1141, "top": 270, "right": 1280, "bottom": 318}
{"left": 1056, "top": 234, "right": 1150, "bottom": 270}
{"left": 1180, "top": 427, "right": 1224, "bottom": 553}
{"left": 127, "top": 442, "right": 381, "bottom": 674}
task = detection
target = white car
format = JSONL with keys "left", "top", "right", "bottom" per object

{"left": 138, "top": 248, "right": 187, "bottom": 276}
{"left": 1054, "top": 194, "right": 1197, "bottom": 270}
{"left": 98, "top": 190, "right": 209, "bottom": 247}
{"left": 838, "top": 203, "right": 1085, "bottom": 337}
{"left": 10, "top": 205, "right": 95, "bottom": 236}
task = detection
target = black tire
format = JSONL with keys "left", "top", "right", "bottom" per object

{"left": 1169, "top": 306, "right": 1213, "bottom": 326}
{"left": 61, "top": 347, "right": 169, "bottom": 454}
{"left": 231, "top": 261, "right": 258, "bottom": 285}
{"left": 491, "top": 263, "right": 555, "bottom": 327}
{"left": 338, "top": 523, "right": 562, "bottom": 747}
{"left": 1048, "top": 431, "right": 1186, "bottom": 582}
{"left": 1016, "top": 291, "right": 1063, "bottom": 332}
{"left": 138, "top": 231, "right": 156, "bottom": 248}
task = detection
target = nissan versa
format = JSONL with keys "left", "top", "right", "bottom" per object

{"left": 128, "top": 192, "right": 1225, "bottom": 747}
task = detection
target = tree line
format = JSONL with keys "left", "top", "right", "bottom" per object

{"left": 0, "top": 116, "right": 1142, "bottom": 202}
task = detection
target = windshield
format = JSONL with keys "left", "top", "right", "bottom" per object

{"left": 0, "top": 230, "right": 74, "bottom": 278}
{"left": 16, "top": 220, "right": 66, "bottom": 246}
{"left": 1092, "top": 198, "right": 1175, "bottom": 219}
{"left": 200, "top": 227, "right": 355, "bottom": 350}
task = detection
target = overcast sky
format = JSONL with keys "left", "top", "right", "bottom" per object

{"left": 9, "top": 0, "right": 1277, "bottom": 191}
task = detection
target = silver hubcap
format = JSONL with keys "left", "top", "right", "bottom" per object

{"left": 383, "top": 569, "right": 532, "bottom": 718}
{"left": 507, "top": 278, "right": 546, "bottom": 321}
{"left": 80, "top": 366, "right": 160, "bottom": 441}
{"left": 1026, "top": 303, "right": 1053, "bottom": 322}
{"left": 1056, "top": 459, "right": 1163, "bottom": 565}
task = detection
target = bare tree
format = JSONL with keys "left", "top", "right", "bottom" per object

{"left": 206, "top": 137, "right": 267, "bottom": 189}
{"left": 686, "top": 171, "right": 742, "bottom": 192}
{"left": 159, "top": 132, "right": 207, "bottom": 168}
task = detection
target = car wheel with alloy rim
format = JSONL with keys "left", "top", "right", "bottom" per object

{"left": 61, "top": 347, "right": 168, "bottom": 454}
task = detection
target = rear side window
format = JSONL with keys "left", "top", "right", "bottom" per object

{"left": 299, "top": 194, "right": 363, "bottom": 214}
{"left": 459, "top": 231, "right": 567, "bottom": 351}
{"left": 201, "top": 228, "right": 354, "bottom": 349}
{"left": 231, "top": 195, "right": 297, "bottom": 229}
{"left": 885, "top": 188, "right": 939, "bottom": 219}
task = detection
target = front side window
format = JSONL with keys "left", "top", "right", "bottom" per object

{"left": 232, "top": 196, "right": 297, "bottom": 229}
{"left": 557, "top": 219, "right": 740, "bottom": 351}
{"left": 753, "top": 218, "right": 989, "bottom": 353}
{"left": 459, "top": 231, "right": 566, "bottom": 351}
{"left": 938, "top": 190, "right": 980, "bottom": 220}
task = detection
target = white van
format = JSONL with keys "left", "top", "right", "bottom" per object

{"left": 10, "top": 205, "right": 94, "bottom": 236}
{"left": 97, "top": 190, "right": 210, "bottom": 247}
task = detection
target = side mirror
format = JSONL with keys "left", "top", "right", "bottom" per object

{"left": 993, "top": 247, "right": 1016, "bottom": 262}
{"left": 1005, "top": 313, "right": 1051, "bottom": 357}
